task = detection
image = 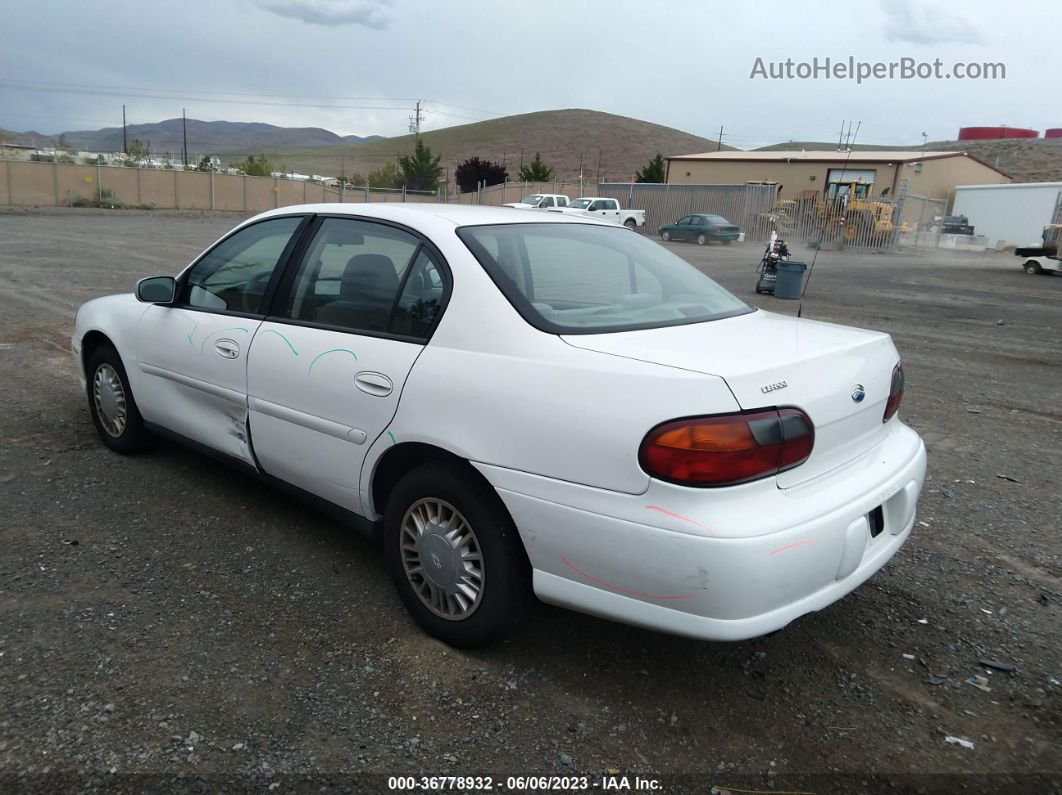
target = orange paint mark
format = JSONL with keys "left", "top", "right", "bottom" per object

{"left": 770, "top": 540, "right": 814, "bottom": 555}
{"left": 645, "top": 505, "right": 714, "bottom": 534}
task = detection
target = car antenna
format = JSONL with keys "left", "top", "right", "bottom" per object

{"left": 798, "top": 121, "right": 861, "bottom": 318}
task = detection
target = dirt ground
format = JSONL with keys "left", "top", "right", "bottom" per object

{"left": 0, "top": 208, "right": 1059, "bottom": 794}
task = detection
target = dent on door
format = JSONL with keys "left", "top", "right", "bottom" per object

{"left": 135, "top": 305, "right": 259, "bottom": 464}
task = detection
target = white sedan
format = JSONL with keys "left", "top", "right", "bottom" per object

{"left": 73, "top": 204, "right": 926, "bottom": 647}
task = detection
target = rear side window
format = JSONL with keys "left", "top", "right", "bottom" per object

{"left": 458, "top": 222, "right": 750, "bottom": 334}
{"left": 277, "top": 217, "right": 447, "bottom": 338}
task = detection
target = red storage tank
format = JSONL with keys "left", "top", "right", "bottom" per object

{"left": 958, "top": 126, "right": 1039, "bottom": 140}
{"left": 1045, "top": 128, "right": 1062, "bottom": 139}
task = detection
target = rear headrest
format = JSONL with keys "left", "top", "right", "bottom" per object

{"left": 340, "top": 253, "right": 398, "bottom": 300}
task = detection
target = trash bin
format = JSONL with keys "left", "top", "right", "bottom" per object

{"left": 774, "top": 260, "right": 807, "bottom": 299}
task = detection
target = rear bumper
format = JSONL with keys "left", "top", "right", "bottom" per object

{"left": 479, "top": 422, "right": 926, "bottom": 641}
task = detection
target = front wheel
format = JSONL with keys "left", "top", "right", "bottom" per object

{"left": 86, "top": 343, "right": 154, "bottom": 454}
{"left": 661, "top": 231, "right": 671, "bottom": 241}
{"left": 383, "top": 461, "right": 531, "bottom": 647}
{"left": 1024, "top": 260, "right": 1043, "bottom": 275}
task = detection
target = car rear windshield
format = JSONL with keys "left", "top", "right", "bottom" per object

{"left": 457, "top": 223, "right": 752, "bottom": 333}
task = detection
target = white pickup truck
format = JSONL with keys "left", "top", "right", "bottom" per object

{"left": 502, "top": 194, "right": 570, "bottom": 210}
{"left": 547, "top": 197, "right": 646, "bottom": 229}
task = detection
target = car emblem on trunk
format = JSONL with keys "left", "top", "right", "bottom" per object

{"left": 851, "top": 384, "right": 866, "bottom": 402}
{"left": 760, "top": 380, "right": 788, "bottom": 394}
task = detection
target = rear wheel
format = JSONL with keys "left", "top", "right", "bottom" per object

{"left": 722, "top": 239, "right": 733, "bottom": 246}
{"left": 86, "top": 343, "right": 154, "bottom": 454}
{"left": 1024, "top": 260, "right": 1043, "bottom": 275}
{"left": 383, "top": 461, "right": 531, "bottom": 647}
{"left": 624, "top": 218, "right": 637, "bottom": 230}
{"left": 696, "top": 234, "right": 707, "bottom": 245}
{"left": 661, "top": 230, "right": 671, "bottom": 241}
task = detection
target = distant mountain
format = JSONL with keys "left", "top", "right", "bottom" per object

{"left": 0, "top": 118, "right": 382, "bottom": 155}
{"left": 273, "top": 108, "right": 736, "bottom": 182}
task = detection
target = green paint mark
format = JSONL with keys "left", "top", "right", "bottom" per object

{"left": 307, "top": 347, "right": 357, "bottom": 375}
{"left": 387, "top": 430, "right": 397, "bottom": 445}
{"left": 186, "top": 321, "right": 198, "bottom": 347}
{"left": 199, "top": 326, "right": 249, "bottom": 355}
{"left": 259, "top": 328, "right": 299, "bottom": 356}
{"left": 346, "top": 427, "right": 357, "bottom": 438}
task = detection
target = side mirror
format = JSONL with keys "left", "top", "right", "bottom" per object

{"left": 136, "top": 276, "right": 177, "bottom": 304}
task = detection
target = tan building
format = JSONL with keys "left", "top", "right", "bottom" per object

{"left": 665, "top": 150, "right": 1010, "bottom": 206}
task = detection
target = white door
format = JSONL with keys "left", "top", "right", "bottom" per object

{"left": 134, "top": 215, "right": 308, "bottom": 465}
{"left": 246, "top": 216, "right": 449, "bottom": 515}
{"left": 592, "top": 199, "right": 621, "bottom": 221}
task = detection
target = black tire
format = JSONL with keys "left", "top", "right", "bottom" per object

{"left": 696, "top": 234, "right": 707, "bottom": 245}
{"left": 661, "top": 231, "right": 671, "bottom": 242}
{"left": 383, "top": 461, "right": 532, "bottom": 647}
{"left": 624, "top": 219, "right": 637, "bottom": 230}
{"left": 722, "top": 239, "right": 732, "bottom": 246}
{"left": 85, "top": 343, "right": 154, "bottom": 454}
{"left": 1024, "top": 261, "right": 1043, "bottom": 275}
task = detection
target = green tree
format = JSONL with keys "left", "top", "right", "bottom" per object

{"left": 56, "top": 133, "right": 70, "bottom": 150}
{"left": 635, "top": 153, "right": 666, "bottom": 183}
{"left": 230, "top": 154, "right": 274, "bottom": 177}
{"left": 398, "top": 139, "right": 443, "bottom": 191}
{"left": 367, "top": 162, "right": 401, "bottom": 189}
{"left": 518, "top": 151, "right": 555, "bottom": 182}
{"left": 196, "top": 155, "right": 213, "bottom": 172}
{"left": 126, "top": 138, "right": 148, "bottom": 164}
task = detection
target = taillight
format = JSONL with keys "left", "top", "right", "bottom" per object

{"left": 639, "top": 408, "right": 814, "bottom": 487}
{"left": 883, "top": 363, "right": 904, "bottom": 422}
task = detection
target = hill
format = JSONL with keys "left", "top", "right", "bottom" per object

{"left": 265, "top": 109, "right": 733, "bottom": 183}
{"left": 0, "top": 119, "right": 380, "bottom": 155}
{"left": 754, "top": 138, "right": 1062, "bottom": 183}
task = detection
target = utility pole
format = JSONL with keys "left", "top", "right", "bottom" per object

{"left": 122, "top": 104, "right": 127, "bottom": 154}
{"left": 837, "top": 120, "right": 846, "bottom": 151}
{"left": 182, "top": 108, "right": 188, "bottom": 167}
{"left": 596, "top": 149, "right": 602, "bottom": 181}
{"left": 408, "top": 100, "right": 424, "bottom": 138}
{"left": 717, "top": 125, "right": 725, "bottom": 151}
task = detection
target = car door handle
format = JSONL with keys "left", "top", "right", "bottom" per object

{"left": 214, "top": 338, "right": 240, "bottom": 359}
{"left": 354, "top": 371, "right": 393, "bottom": 397}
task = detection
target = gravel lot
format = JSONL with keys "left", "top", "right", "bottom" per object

{"left": 1, "top": 208, "right": 1059, "bottom": 793}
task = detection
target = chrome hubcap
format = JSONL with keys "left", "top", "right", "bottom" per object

{"left": 93, "top": 363, "right": 127, "bottom": 438}
{"left": 401, "top": 498, "right": 483, "bottom": 620}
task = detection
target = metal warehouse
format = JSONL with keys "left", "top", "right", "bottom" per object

{"left": 951, "top": 182, "right": 1062, "bottom": 248}
{"left": 665, "top": 150, "right": 1009, "bottom": 208}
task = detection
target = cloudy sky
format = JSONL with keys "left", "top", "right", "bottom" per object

{"left": 1, "top": 0, "right": 1057, "bottom": 148}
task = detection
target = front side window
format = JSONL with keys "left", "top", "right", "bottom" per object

{"left": 278, "top": 217, "right": 445, "bottom": 337}
{"left": 569, "top": 199, "right": 592, "bottom": 210}
{"left": 458, "top": 223, "right": 751, "bottom": 333}
{"left": 184, "top": 216, "right": 303, "bottom": 314}
{"left": 541, "top": 196, "right": 555, "bottom": 207}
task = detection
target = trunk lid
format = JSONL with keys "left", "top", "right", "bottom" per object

{"left": 562, "top": 310, "right": 899, "bottom": 488}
